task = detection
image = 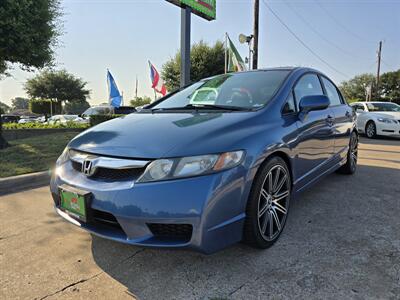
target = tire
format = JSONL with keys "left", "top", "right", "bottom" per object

{"left": 365, "top": 121, "right": 377, "bottom": 138}
{"left": 243, "top": 156, "right": 291, "bottom": 249}
{"left": 337, "top": 131, "right": 358, "bottom": 175}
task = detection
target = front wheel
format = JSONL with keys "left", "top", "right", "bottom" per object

{"left": 337, "top": 131, "right": 358, "bottom": 175}
{"left": 243, "top": 157, "right": 291, "bottom": 249}
{"left": 366, "top": 121, "right": 377, "bottom": 138}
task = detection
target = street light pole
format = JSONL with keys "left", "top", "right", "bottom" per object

{"left": 180, "top": 6, "right": 191, "bottom": 87}
{"left": 252, "top": 0, "right": 259, "bottom": 70}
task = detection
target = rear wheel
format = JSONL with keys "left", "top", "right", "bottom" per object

{"left": 337, "top": 131, "right": 358, "bottom": 175}
{"left": 366, "top": 121, "right": 377, "bottom": 138}
{"left": 243, "top": 157, "right": 291, "bottom": 248}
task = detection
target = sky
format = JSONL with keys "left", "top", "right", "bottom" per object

{"left": 1, "top": 0, "right": 399, "bottom": 106}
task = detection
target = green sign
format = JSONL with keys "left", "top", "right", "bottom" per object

{"left": 167, "top": 0, "right": 216, "bottom": 21}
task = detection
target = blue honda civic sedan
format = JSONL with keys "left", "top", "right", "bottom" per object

{"left": 50, "top": 67, "right": 358, "bottom": 254}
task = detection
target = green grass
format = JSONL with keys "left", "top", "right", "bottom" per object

{"left": 0, "top": 132, "right": 79, "bottom": 178}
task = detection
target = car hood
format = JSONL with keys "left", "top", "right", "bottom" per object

{"left": 68, "top": 112, "right": 263, "bottom": 159}
{"left": 368, "top": 111, "right": 400, "bottom": 119}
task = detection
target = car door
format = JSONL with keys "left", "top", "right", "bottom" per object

{"left": 354, "top": 103, "right": 369, "bottom": 133}
{"left": 293, "top": 73, "right": 335, "bottom": 190}
{"left": 320, "top": 76, "right": 353, "bottom": 160}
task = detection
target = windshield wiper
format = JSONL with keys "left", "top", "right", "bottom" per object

{"left": 149, "top": 104, "right": 250, "bottom": 112}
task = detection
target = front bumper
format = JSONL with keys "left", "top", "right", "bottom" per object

{"left": 376, "top": 123, "right": 400, "bottom": 138}
{"left": 50, "top": 160, "right": 251, "bottom": 254}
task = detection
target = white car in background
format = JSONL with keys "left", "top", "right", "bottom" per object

{"left": 351, "top": 101, "right": 400, "bottom": 138}
{"left": 18, "top": 116, "right": 38, "bottom": 124}
{"left": 48, "top": 115, "right": 88, "bottom": 124}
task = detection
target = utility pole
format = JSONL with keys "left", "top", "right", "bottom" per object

{"left": 376, "top": 41, "right": 382, "bottom": 95}
{"left": 180, "top": 6, "right": 191, "bottom": 87}
{"left": 135, "top": 76, "right": 138, "bottom": 98}
{"left": 252, "top": 0, "right": 259, "bottom": 70}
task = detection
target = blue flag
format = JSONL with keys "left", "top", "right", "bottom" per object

{"left": 107, "top": 70, "right": 122, "bottom": 108}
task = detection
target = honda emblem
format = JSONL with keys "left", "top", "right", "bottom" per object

{"left": 82, "top": 159, "right": 95, "bottom": 176}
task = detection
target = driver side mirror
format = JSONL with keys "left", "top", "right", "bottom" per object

{"left": 299, "top": 95, "right": 330, "bottom": 113}
{"left": 356, "top": 108, "right": 364, "bottom": 114}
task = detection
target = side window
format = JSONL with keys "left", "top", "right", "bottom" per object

{"left": 321, "top": 77, "right": 342, "bottom": 106}
{"left": 282, "top": 92, "right": 296, "bottom": 114}
{"left": 294, "top": 74, "right": 324, "bottom": 110}
{"left": 353, "top": 104, "right": 365, "bottom": 111}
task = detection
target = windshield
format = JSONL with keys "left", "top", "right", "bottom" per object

{"left": 150, "top": 70, "right": 290, "bottom": 110}
{"left": 366, "top": 103, "right": 400, "bottom": 112}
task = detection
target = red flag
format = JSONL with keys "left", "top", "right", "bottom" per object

{"left": 148, "top": 61, "right": 167, "bottom": 96}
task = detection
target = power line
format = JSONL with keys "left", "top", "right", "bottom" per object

{"left": 313, "top": 0, "right": 375, "bottom": 44}
{"left": 261, "top": 0, "right": 349, "bottom": 78}
{"left": 283, "top": 1, "right": 363, "bottom": 61}
{"left": 367, "top": 60, "right": 377, "bottom": 73}
{"left": 381, "top": 59, "right": 398, "bottom": 72}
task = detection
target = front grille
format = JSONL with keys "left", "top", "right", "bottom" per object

{"left": 71, "top": 160, "right": 82, "bottom": 172}
{"left": 147, "top": 223, "right": 193, "bottom": 242}
{"left": 95, "top": 167, "right": 143, "bottom": 180}
{"left": 71, "top": 161, "right": 144, "bottom": 180}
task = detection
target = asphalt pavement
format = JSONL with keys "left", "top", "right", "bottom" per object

{"left": 1, "top": 137, "right": 399, "bottom": 300}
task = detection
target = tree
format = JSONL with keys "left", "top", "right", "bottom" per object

{"left": 64, "top": 100, "right": 90, "bottom": 114}
{"left": 29, "top": 99, "right": 59, "bottom": 115}
{"left": 0, "top": 0, "right": 61, "bottom": 149}
{"left": 161, "top": 40, "right": 225, "bottom": 91}
{"left": 0, "top": 101, "right": 10, "bottom": 114}
{"left": 0, "top": 0, "right": 61, "bottom": 75}
{"left": 0, "top": 103, "right": 9, "bottom": 149}
{"left": 379, "top": 69, "right": 400, "bottom": 102}
{"left": 130, "top": 96, "right": 152, "bottom": 107}
{"left": 11, "top": 97, "right": 29, "bottom": 110}
{"left": 339, "top": 73, "right": 376, "bottom": 102}
{"left": 25, "top": 69, "right": 90, "bottom": 113}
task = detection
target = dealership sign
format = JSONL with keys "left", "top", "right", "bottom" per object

{"left": 166, "top": 0, "right": 216, "bottom": 21}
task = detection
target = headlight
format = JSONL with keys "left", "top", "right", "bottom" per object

{"left": 56, "top": 147, "right": 69, "bottom": 166}
{"left": 377, "top": 118, "right": 397, "bottom": 124}
{"left": 138, "top": 151, "right": 245, "bottom": 183}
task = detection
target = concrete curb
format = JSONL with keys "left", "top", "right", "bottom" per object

{"left": 0, "top": 171, "right": 50, "bottom": 196}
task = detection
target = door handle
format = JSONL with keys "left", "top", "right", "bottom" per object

{"left": 326, "top": 115, "right": 334, "bottom": 126}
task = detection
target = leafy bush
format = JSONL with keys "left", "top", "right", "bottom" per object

{"left": 3, "top": 121, "right": 89, "bottom": 130}
{"left": 345, "top": 98, "right": 359, "bottom": 104}
{"left": 3, "top": 114, "right": 125, "bottom": 129}
{"left": 64, "top": 100, "right": 90, "bottom": 114}
{"left": 89, "top": 114, "right": 123, "bottom": 127}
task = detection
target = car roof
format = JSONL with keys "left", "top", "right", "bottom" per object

{"left": 201, "top": 67, "right": 300, "bottom": 81}
{"left": 202, "top": 67, "right": 330, "bottom": 82}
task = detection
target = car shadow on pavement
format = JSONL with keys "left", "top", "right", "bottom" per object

{"left": 359, "top": 135, "right": 400, "bottom": 146}
{"left": 92, "top": 165, "right": 400, "bottom": 299}
{"left": 90, "top": 158, "right": 400, "bottom": 299}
